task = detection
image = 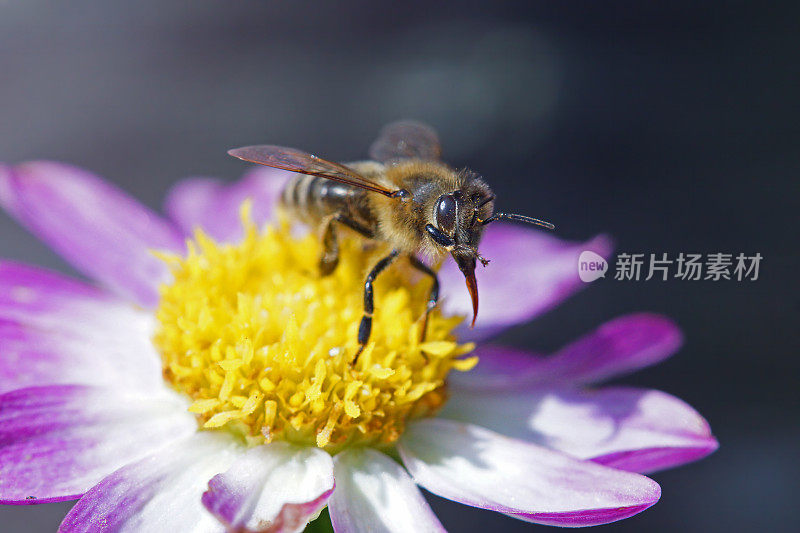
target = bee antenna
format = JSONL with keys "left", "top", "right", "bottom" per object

{"left": 479, "top": 212, "right": 555, "bottom": 231}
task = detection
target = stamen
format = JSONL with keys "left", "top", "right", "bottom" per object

{"left": 153, "top": 204, "right": 476, "bottom": 452}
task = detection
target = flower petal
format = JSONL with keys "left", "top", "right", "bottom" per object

{"left": 535, "top": 313, "right": 683, "bottom": 385}
{"left": 329, "top": 448, "right": 445, "bottom": 533}
{"left": 164, "top": 167, "right": 290, "bottom": 242}
{"left": 0, "top": 164, "right": 22, "bottom": 218}
{"left": 439, "top": 225, "right": 612, "bottom": 341}
{"left": 0, "top": 262, "right": 164, "bottom": 394}
{"left": 201, "top": 442, "right": 334, "bottom": 533}
{"left": 59, "top": 432, "right": 241, "bottom": 533}
{"left": 442, "top": 386, "right": 717, "bottom": 474}
{"left": 163, "top": 177, "right": 225, "bottom": 236}
{"left": 398, "top": 419, "right": 660, "bottom": 527}
{"left": 449, "top": 314, "right": 682, "bottom": 391}
{"left": 0, "top": 260, "right": 114, "bottom": 321}
{"left": 0, "top": 317, "right": 162, "bottom": 395}
{"left": 0, "top": 385, "right": 197, "bottom": 504}
{"left": 444, "top": 345, "right": 546, "bottom": 390}
{"left": 0, "top": 162, "right": 184, "bottom": 306}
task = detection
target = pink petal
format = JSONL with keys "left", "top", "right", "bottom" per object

{"left": 0, "top": 317, "right": 161, "bottom": 395}
{"left": 0, "top": 164, "right": 22, "bottom": 219}
{"left": 329, "top": 448, "right": 445, "bottom": 533}
{"left": 163, "top": 176, "right": 224, "bottom": 234}
{"left": 398, "top": 419, "right": 660, "bottom": 527}
{"left": 443, "top": 345, "right": 546, "bottom": 390}
{"left": 202, "top": 443, "right": 334, "bottom": 533}
{"left": 439, "top": 225, "right": 612, "bottom": 341}
{"left": 443, "top": 385, "right": 717, "bottom": 474}
{"left": 0, "top": 262, "right": 164, "bottom": 394}
{"left": 0, "top": 162, "right": 185, "bottom": 307}
{"left": 59, "top": 432, "right": 241, "bottom": 532}
{"left": 164, "top": 167, "right": 290, "bottom": 242}
{"left": 0, "top": 261, "right": 115, "bottom": 322}
{"left": 449, "top": 314, "right": 682, "bottom": 391}
{"left": 537, "top": 313, "right": 683, "bottom": 385}
{"left": 0, "top": 385, "right": 197, "bottom": 504}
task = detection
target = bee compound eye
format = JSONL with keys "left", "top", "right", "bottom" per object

{"left": 435, "top": 194, "right": 457, "bottom": 234}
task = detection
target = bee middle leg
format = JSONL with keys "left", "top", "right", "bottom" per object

{"left": 319, "top": 214, "right": 376, "bottom": 276}
{"left": 408, "top": 255, "right": 439, "bottom": 342}
{"left": 354, "top": 249, "right": 400, "bottom": 364}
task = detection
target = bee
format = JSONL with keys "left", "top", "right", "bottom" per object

{"left": 229, "top": 121, "right": 554, "bottom": 361}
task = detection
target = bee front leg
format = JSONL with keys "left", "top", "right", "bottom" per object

{"left": 408, "top": 256, "right": 440, "bottom": 343}
{"left": 353, "top": 249, "right": 400, "bottom": 364}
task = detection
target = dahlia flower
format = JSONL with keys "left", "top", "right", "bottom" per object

{"left": 0, "top": 161, "right": 716, "bottom": 531}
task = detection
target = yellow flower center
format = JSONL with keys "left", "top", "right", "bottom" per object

{"left": 153, "top": 206, "right": 476, "bottom": 453}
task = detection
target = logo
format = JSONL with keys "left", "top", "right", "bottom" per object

{"left": 578, "top": 251, "right": 608, "bottom": 282}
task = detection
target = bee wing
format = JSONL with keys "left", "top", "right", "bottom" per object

{"left": 368, "top": 120, "right": 442, "bottom": 163}
{"left": 228, "top": 145, "right": 399, "bottom": 197}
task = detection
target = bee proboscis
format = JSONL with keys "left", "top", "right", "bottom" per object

{"left": 229, "top": 121, "right": 554, "bottom": 361}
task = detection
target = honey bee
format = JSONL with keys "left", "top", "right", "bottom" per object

{"left": 229, "top": 121, "right": 554, "bottom": 360}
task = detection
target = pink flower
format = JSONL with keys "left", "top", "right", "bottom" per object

{"left": 0, "top": 161, "right": 716, "bottom": 531}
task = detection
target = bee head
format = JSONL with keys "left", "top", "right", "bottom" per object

{"left": 424, "top": 178, "right": 494, "bottom": 328}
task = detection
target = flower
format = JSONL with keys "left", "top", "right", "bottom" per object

{"left": 0, "top": 161, "right": 717, "bottom": 531}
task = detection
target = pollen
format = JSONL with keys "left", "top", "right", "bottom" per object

{"left": 153, "top": 204, "right": 476, "bottom": 453}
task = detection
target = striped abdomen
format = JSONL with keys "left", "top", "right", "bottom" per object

{"left": 280, "top": 174, "right": 374, "bottom": 231}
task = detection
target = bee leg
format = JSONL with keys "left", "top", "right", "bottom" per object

{"left": 408, "top": 256, "right": 439, "bottom": 342}
{"left": 319, "top": 216, "right": 340, "bottom": 276}
{"left": 319, "top": 214, "right": 375, "bottom": 276}
{"left": 353, "top": 249, "right": 400, "bottom": 364}
{"left": 333, "top": 214, "right": 375, "bottom": 240}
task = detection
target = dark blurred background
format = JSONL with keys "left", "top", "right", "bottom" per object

{"left": 1, "top": 1, "right": 797, "bottom": 531}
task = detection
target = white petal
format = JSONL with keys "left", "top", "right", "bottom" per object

{"left": 443, "top": 386, "right": 717, "bottom": 473}
{"left": 0, "top": 261, "right": 164, "bottom": 394}
{"left": 60, "top": 432, "right": 242, "bottom": 533}
{"left": 398, "top": 419, "right": 660, "bottom": 527}
{"left": 0, "top": 385, "right": 196, "bottom": 504}
{"left": 0, "top": 308, "right": 164, "bottom": 395}
{"left": 202, "top": 442, "right": 334, "bottom": 532}
{"left": 329, "top": 448, "right": 445, "bottom": 533}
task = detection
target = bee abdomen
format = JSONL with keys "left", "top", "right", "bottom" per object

{"left": 280, "top": 174, "right": 356, "bottom": 224}
{"left": 281, "top": 174, "right": 314, "bottom": 211}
